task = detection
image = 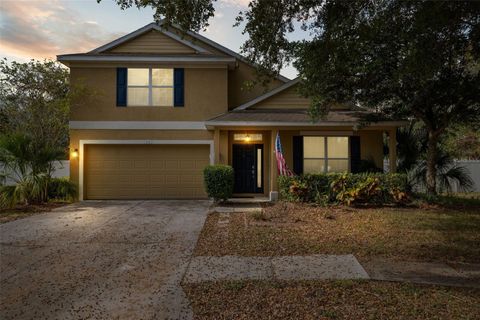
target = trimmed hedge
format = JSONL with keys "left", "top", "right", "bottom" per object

{"left": 203, "top": 165, "right": 234, "bottom": 202}
{"left": 278, "top": 173, "right": 408, "bottom": 205}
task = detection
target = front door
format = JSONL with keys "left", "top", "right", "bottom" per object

{"left": 232, "top": 144, "right": 263, "bottom": 194}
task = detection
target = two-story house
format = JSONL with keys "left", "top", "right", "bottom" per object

{"left": 58, "top": 22, "right": 402, "bottom": 201}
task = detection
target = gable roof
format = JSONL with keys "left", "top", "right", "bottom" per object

{"left": 234, "top": 78, "right": 300, "bottom": 110}
{"left": 90, "top": 23, "right": 210, "bottom": 54}
{"left": 57, "top": 21, "right": 290, "bottom": 82}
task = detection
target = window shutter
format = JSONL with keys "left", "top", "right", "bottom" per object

{"left": 174, "top": 68, "right": 184, "bottom": 107}
{"left": 116, "top": 68, "right": 127, "bottom": 107}
{"left": 293, "top": 136, "right": 304, "bottom": 175}
{"left": 350, "top": 136, "right": 361, "bottom": 173}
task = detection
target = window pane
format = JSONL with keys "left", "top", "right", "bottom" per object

{"left": 127, "top": 88, "right": 149, "bottom": 106}
{"left": 152, "top": 69, "right": 173, "bottom": 86}
{"left": 257, "top": 148, "right": 262, "bottom": 188}
{"left": 304, "top": 159, "right": 326, "bottom": 173}
{"left": 327, "top": 137, "right": 349, "bottom": 158}
{"left": 327, "top": 159, "right": 349, "bottom": 172}
{"left": 304, "top": 137, "right": 325, "bottom": 158}
{"left": 234, "top": 133, "right": 263, "bottom": 142}
{"left": 128, "top": 68, "right": 149, "bottom": 86}
{"left": 152, "top": 88, "right": 173, "bottom": 106}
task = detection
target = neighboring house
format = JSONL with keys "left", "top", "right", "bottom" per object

{"left": 57, "top": 22, "right": 403, "bottom": 201}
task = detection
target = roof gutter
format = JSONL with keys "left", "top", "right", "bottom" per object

{"left": 204, "top": 120, "right": 409, "bottom": 129}
{"left": 57, "top": 54, "right": 235, "bottom": 63}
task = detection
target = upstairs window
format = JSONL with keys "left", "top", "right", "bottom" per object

{"left": 303, "top": 136, "right": 349, "bottom": 173}
{"left": 127, "top": 68, "right": 174, "bottom": 106}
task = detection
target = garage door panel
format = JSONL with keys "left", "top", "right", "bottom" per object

{"left": 150, "top": 160, "right": 165, "bottom": 169}
{"left": 85, "top": 144, "right": 209, "bottom": 199}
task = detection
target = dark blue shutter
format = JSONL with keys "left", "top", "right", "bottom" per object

{"left": 293, "top": 136, "right": 304, "bottom": 175}
{"left": 116, "top": 68, "right": 127, "bottom": 107}
{"left": 350, "top": 136, "right": 361, "bottom": 173}
{"left": 174, "top": 68, "right": 184, "bottom": 107}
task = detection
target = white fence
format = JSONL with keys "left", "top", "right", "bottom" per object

{"left": 1, "top": 161, "right": 69, "bottom": 186}
{"left": 452, "top": 160, "right": 480, "bottom": 192}
{"left": 384, "top": 159, "right": 480, "bottom": 192}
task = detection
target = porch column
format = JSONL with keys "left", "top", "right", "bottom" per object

{"left": 270, "top": 129, "right": 279, "bottom": 201}
{"left": 213, "top": 128, "right": 220, "bottom": 164}
{"left": 389, "top": 129, "right": 397, "bottom": 173}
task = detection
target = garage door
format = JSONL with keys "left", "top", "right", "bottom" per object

{"left": 84, "top": 144, "right": 210, "bottom": 199}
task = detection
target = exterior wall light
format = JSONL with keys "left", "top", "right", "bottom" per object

{"left": 71, "top": 148, "right": 79, "bottom": 159}
{"left": 244, "top": 134, "right": 251, "bottom": 142}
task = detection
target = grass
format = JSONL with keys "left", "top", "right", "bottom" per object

{"left": 419, "top": 192, "right": 480, "bottom": 208}
{"left": 183, "top": 280, "right": 480, "bottom": 320}
{"left": 0, "top": 201, "right": 68, "bottom": 224}
{"left": 195, "top": 200, "right": 480, "bottom": 263}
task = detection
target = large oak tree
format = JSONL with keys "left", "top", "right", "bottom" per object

{"left": 104, "top": 0, "right": 480, "bottom": 195}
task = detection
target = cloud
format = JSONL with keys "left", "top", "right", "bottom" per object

{"left": 221, "top": 0, "right": 251, "bottom": 8}
{"left": 0, "top": 0, "right": 121, "bottom": 61}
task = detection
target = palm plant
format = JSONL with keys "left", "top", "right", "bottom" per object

{"left": 396, "top": 123, "right": 427, "bottom": 172}
{"left": 0, "top": 134, "right": 65, "bottom": 207}
{"left": 394, "top": 122, "right": 473, "bottom": 194}
{"left": 409, "top": 152, "right": 473, "bottom": 193}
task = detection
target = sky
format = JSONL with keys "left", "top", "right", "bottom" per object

{"left": 0, "top": 0, "right": 298, "bottom": 79}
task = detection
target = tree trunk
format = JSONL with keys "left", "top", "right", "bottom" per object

{"left": 426, "top": 132, "right": 439, "bottom": 196}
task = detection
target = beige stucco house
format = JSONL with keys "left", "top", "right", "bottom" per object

{"left": 58, "top": 22, "right": 402, "bottom": 201}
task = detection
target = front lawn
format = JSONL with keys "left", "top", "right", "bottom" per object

{"left": 0, "top": 202, "right": 67, "bottom": 224}
{"left": 183, "top": 280, "right": 480, "bottom": 320}
{"left": 195, "top": 200, "right": 480, "bottom": 263}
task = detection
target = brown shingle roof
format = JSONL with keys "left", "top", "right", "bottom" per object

{"left": 205, "top": 109, "right": 406, "bottom": 127}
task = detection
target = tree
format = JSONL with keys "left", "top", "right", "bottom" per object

{"left": 0, "top": 59, "right": 72, "bottom": 164}
{"left": 99, "top": 1, "right": 480, "bottom": 194}
{"left": 97, "top": 0, "right": 215, "bottom": 32}
{"left": 443, "top": 123, "right": 480, "bottom": 160}
{"left": 237, "top": 0, "right": 480, "bottom": 195}
{"left": 0, "top": 60, "right": 82, "bottom": 207}
{"left": 394, "top": 122, "right": 473, "bottom": 193}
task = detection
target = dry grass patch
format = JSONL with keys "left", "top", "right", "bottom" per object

{"left": 0, "top": 202, "right": 67, "bottom": 224}
{"left": 184, "top": 280, "right": 480, "bottom": 320}
{"left": 194, "top": 202, "right": 480, "bottom": 263}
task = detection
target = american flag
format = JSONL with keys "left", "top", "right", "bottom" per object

{"left": 275, "top": 132, "right": 295, "bottom": 176}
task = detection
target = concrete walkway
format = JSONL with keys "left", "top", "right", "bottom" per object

{"left": 363, "top": 258, "right": 480, "bottom": 288}
{"left": 184, "top": 255, "right": 369, "bottom": 283}
{"left": 183, "top": 255, "right": 480, "bottom": 288}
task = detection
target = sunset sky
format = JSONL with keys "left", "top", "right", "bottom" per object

{"left": 0, "top": 0, "right": 297, "bottom": 79}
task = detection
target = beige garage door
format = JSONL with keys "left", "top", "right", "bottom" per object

{"left": 84, "top": 144, "right": 209, "bottom": 199}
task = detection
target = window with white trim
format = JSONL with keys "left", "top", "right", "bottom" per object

{"left": 303, "top": 136, "right": 349, "bottom": 173}
{"left": 127, "top": 68, "right": 174, "bottom": 106}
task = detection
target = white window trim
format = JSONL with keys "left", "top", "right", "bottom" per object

{"left": 78, "top": 139, "right": 214, "bottom": 201}
{"left": 303, "top": 136, "right": 350, "bottom": 173}
{"left": 127, "top": 68, "right": 174, "bottom": 107}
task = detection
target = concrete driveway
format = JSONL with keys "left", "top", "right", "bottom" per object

{"left": 0, "top": 200, "right": 210, "bottom": 320}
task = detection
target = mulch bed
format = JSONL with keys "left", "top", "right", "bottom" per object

{"left": 0, "top": 202, "right": 68, "bottom": 224}
{"left": 183, "top": 280, "right": 480, "bottom": 320}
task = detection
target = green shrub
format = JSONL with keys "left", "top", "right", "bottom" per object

{"left": 203, "top": 165, "right": 234, "bottom": 202}
{"left": 0, "top": 173, "right": 49, "bottom": 208}
{"left": 47, "top": 177, "right": 77, "bottom": 201}
{"left": 279, "top": 172, "right": 408, "bottom": 206}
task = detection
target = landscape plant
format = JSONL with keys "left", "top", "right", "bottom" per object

{"left": 203, "top": 165, "right": 234, "bottom": 203}
{"left": 0, "top": 60, "right": 82, "bottom": 207}
{"left": 394, "top": 123, "right": 474, "bottom": 193}
{"left": 279, "top": 173, "right": 408, "bottom": 206}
